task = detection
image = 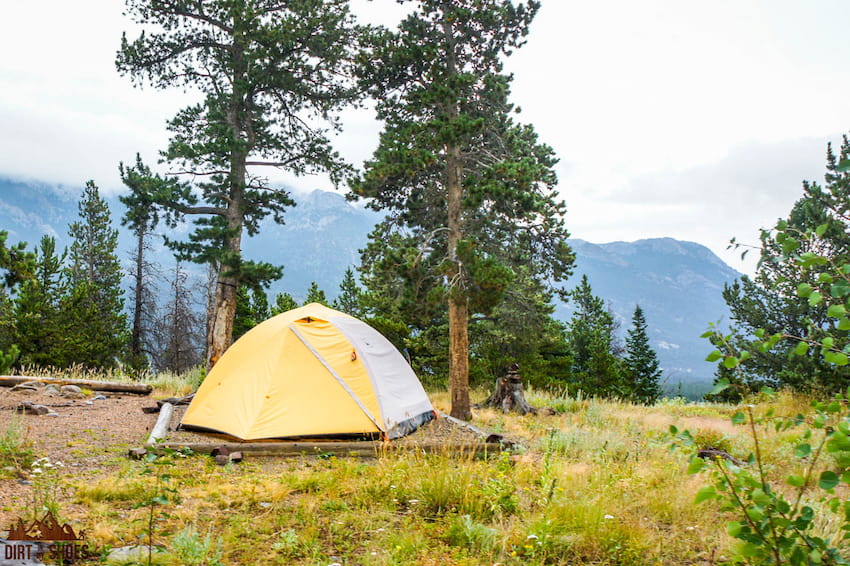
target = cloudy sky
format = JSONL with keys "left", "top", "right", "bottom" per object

{"left": 3, "top": 1, "right": 850, "bottom": 274}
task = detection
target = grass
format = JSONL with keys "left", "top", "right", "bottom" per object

{"left": 7, "top": 369, "right": 849, "bottom": 565}
{"left": 0, "top": 412, "right": 34, "bottom": 477}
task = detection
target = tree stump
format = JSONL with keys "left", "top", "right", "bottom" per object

{"left": 479, "top": 364, "right": 536, "bottom": 415}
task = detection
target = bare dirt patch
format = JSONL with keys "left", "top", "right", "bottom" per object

{"left": 0, "top": 387, "right": 160, "bottom": 526}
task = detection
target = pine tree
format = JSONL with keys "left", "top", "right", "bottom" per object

{"left": 0, "top": 289, "right": 15, "bottom": 354}
{"left": 117, "top": 0, "right": 363, "bottom": 368}
{"left": 718, "top": 138, "right": 850, "bottom": 395}
{"left": 471, "top": 267, "right": 572, "bottom": 388}
{"left": 0, "top": 231, "right": 34, "bottom": 292}
{"left": 304, "top": 282, "right": 328, "bottom": 306}
{"left": 271, "top": 292, "right": 299, "bottom": 315}
{"left": 624, "top": 305, "right": 662, "bottom": 404}
{"left": 120, "top": 155, "right": 165, "bottom": 372}
{"left": 332, "top": 267, "right": 363, "bottom": 317}
{"left": 13, "top": 236, "right": 67, "bottom": 367}
{"left": 60, "top": 181, "right": 128, "bottom": 369}
{"left": 565, "top": 275, "right": 624, "bottom": 397}
{"left": 352, "top": 0, "right": 573, "bottom": 419}
{"left": 233, "top": 285, "right": 271, "bottom": 340}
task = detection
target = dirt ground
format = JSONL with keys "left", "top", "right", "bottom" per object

{"left": 0, "top": 387, "right": 161, "bottom": 526}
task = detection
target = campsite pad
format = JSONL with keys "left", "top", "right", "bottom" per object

{"left": 161, "top": 405, "right": 494, "bottom": 457}
{"left": 0, "top": 387, "right": 497, "bottom": 528}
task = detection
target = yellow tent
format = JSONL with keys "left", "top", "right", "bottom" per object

{"left": 181, "top": 303, "right": 434, "bottom": 440}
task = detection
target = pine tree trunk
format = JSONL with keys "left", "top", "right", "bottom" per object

{"left": 206, "top": 272, "right": 237, "bottom": 368}
{"left": 449, "top": 296, "right": 471, "bottom": 420}
{"left": 205, "top": 187, "right": 244, "bottom": 369}
{"left": 130, "top": 226, "right": 145, "bottom": 364}
{"left": 206, "top": 160, "right": 244, "bottom": 369}
{"left": 446, "top": 141, "right": 471, "bottom": 420}
{"left": 206, "top": 39, "right": 248, "bottom": 370}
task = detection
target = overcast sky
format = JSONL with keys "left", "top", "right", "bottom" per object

{"left": 3, "top": 1, "right": 850, "bottom": 274}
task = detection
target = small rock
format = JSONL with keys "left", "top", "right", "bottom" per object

{"left": 43, "top": 385, "right": 60, "bottom": 397}
{"left": 84, "top": 400, "right": 94, "bottom": 405}
{"left": 46, "top": 412, "right": 60, "bottom": 417}
{"left": 93, "top": 395, "right": 107, "bottom": 401}
{"left": 211, "top": 446, "right": 231, "bottom": 457}
{"left": 127, "top": 447, "right": 147, "bottom": 460}
{"left": 107, "top": 545, "right": 162, "bottom": 562}
{"left": 16, "top": 402, "right": 50, "bottom": 415}
{"left": 12, "top": 380, "right": 42, "bottom": 391}
{"left": 60, "top": 385, "right": 86, "bottom": 399}
{"left": 212, "top": 446, "right": 243, "bottom": 466}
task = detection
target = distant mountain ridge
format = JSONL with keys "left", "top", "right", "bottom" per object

{"left": 563, "top": 238, "right": 739, "bottom": 391}
{"left": 0, "top": 177, "right": 740, "bottom": 393}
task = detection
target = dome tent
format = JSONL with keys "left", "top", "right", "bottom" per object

{"left": 181, "top": 303, "right": 434, "bottom": 440}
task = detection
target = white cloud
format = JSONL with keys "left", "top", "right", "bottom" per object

{"left": 3, "top": 0, "right": 850, "bottom": 270}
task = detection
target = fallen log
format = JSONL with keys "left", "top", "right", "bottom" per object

{"left": 0, "top": 376, "right": 152, "bottom": 395}
{"left": 437, "top": 411, "right": 492, "bottom": 439}
{"left": 697, "top": 447, "right": 746, "bottom": 467}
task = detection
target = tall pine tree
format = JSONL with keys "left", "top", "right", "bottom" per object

{"left": 624, "top": 305, "right": 662, "bottom": 404}
{"left": 304, "top": 282, "right": 329, "bottom": 306}
{"left": 61, "top": 182, "right": 128, "bottom": 369}
{"left": 352, "top": 0, "right": 573, "bottom": 419}
{"left": 0, "top": 232, "right": 34, "bottom": 365}
{"left": 0, "top": 231, "right": 34, "bottom": 292}
{"left": 333, "top": 267, "right": 363, "bottom": 317}
{"left": 565, "top": 275, "right": 623, "bottom": 397}
{"left": 120, "top": 156, "right": 163, "bottom": 372}
{"left": 14, "top": 236, "right": 66, "bottom": 367}
{"left": 718, "top": 138, "right": 850, "bottom": 395}
{"left": 233, "top": 285, "right": 271, "bottom": 340}
{"left": 271, "top": 292, "right": 299, "bottom": 315}
{"left": 117, "top": 0, "right": 364, "bottom": 367}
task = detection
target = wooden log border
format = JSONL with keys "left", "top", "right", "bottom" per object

{"left": 142, "top": 405, "right": 508, "bottom": 459}
{"left": 149, "top": 440, "right": 505, "bottom": 459}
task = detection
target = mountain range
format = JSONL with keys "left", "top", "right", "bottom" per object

{"left": 0, "top": 177, "right": 742, "bottom": 395}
